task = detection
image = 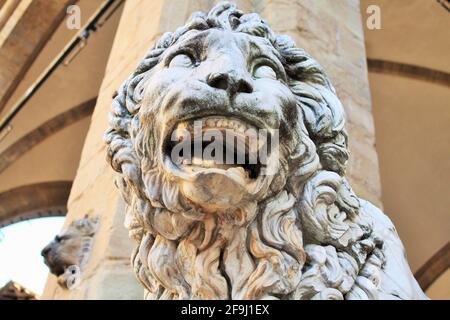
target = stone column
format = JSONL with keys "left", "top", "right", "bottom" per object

{"left": 42, "top": 0, "right": 380, "bottom": 299}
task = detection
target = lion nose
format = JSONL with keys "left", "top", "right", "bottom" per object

{"left": 41, "top": 245, "right": 51, "bottom": 257}
{"left": 207, "top": 72, "right": 253, "bottom": 95}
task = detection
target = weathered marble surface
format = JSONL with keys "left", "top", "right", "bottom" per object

{"left": 105, "top": 2, "right": 426, "bottom": 300}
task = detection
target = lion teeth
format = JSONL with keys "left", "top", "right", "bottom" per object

{"left": 173, "top": 128, "right": 187, "bottom": 140}
{"left": 202, "top": 159, "right": 216, "bottom": 167}
{"left": 175, "top": 117, "right": 257, "bottom": 134}
{"left": 206, "top": 119, "right": 216, "bottom": 127}
{"left": 192, "top": 157, "right": 203, "bottom": 165}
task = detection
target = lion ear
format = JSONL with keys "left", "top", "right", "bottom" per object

{"left": 302, "top": 80, "right": 349, "bottom": 175}
{"left": 287, "top": 57, "right": 349, "bottom": 175}
{"left": 292, "top": 78, "right": 346, "bottom": 138}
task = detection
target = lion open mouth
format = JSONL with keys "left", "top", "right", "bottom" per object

{"left": 164, "top": 116, "right": 270, "bottom": 180}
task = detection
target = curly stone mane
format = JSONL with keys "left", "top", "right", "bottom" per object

{"left": 105, "top": 2, "right": 426, "bottom": 300}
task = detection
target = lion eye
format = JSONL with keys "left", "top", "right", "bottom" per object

{"left": 253, "top": 65, "right": 277, "bottom": 80}
{"left": 169, "top": 53, "right": 195, "bottom": 68}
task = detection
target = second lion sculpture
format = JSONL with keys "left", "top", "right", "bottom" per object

{"left": 41, "top": 215, "right": 99, "bottom": 289}
{"left": 105, "top": 2, "right": 427, "bottom": 300}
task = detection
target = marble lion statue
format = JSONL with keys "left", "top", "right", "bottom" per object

{"left": 41, "top": 215, "right": 98, "bottom": 289}
{"left": 105, "top": 2, "right": 427, "bottom": 300}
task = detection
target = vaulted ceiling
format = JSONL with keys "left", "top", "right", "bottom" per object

{"left": 0, "top": 0, "right": 123, "bottom": 226}
{"left": 361, "top": 0, "right": 450, "bottom": 296}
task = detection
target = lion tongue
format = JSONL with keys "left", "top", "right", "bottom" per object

{"left": 192, "top": 166, "right": 248, "bottom": 185}
{"left": 225, "top": 166, "right": 248, "bottom": 182}
{"left": 181, "top": 167, "right": 248, "bottom": 210}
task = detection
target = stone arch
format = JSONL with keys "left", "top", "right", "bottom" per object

{"left": 367, "top": 59, "right": 450, "bottom": 87}
{"left": 0, "top": 181, "right": 72, "bottom": 227}
{"left": 415, "top": 241, "right": 450, "bottom": 291}
{"left": 0, "top": 98, "right": 96, "bottom": 174}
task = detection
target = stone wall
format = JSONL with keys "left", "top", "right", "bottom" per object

{"left": 42, "top": 0, "right": 381, "bottom": 299}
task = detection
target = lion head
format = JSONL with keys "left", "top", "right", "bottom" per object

{"left": 41, "top": 216, "right": 98, "bottom": 289}
{"left": 105, "top": 2, "right": 388, "bottom": 300}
